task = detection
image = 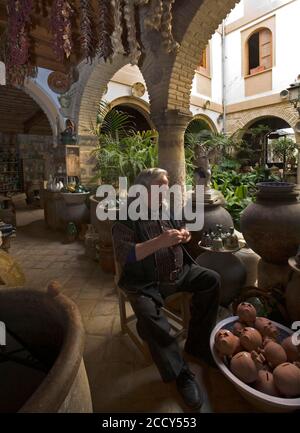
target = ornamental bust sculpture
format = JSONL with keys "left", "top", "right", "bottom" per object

{"left": 193, "top": 143, "right": 212, "bottom": 189}
{"left": 61, "top": 119, "right": 76, "bottom": 144}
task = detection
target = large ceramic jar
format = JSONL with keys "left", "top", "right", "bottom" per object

{"left": 186, "top": 195, "right": 234, "bottom": 258}
{"left": 241, "top": 182, "right": 300, "bottom": 264}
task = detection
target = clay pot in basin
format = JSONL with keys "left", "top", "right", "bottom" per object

{"left": 210, "top": 316, "right": 300, "bottom": 412}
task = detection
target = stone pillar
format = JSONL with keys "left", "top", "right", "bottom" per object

{"left": 296, "top": 131, "right": 300, "bottom": 186}
{"left": 152, "top": 109, "right": 192, "bottom": 187}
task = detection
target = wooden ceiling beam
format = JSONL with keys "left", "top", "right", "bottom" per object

{"left": 23, "top": 108, "right": 45, "bottom": 133}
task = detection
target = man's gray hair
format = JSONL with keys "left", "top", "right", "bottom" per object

{"left": 133, "top": 168, "right": 168, "bottom": 190}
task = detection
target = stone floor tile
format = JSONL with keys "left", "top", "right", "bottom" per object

{"left": 85, "top": 315, "right": 115, "bottom": 336}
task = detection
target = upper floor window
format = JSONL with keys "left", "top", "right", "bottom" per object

{"left": 199, "top": 49, "right": 207, "bottom": 69}
{"left": 247, "top": 28, "right": 272, "bottom": 75}
{"left": 196, "top": 45, "right": 210, "bottom": 76}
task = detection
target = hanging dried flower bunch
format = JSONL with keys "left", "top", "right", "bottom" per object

{"left": 144, "top": 0, "right": 178, "bottom": 53}
{"left": 34, "top": 0, "right": 51, "bottom": 18}
{"left": 161, "top": 0, "right": 179, "bottom": 53}
{"left": 51, "top": 0, "right": 74, "bottom": 61}
{"left": 97, "top": 0, "right": 114, "bottom": 61}
{"left": 134, "top": 0, "right": 149, "bottom": 5}
{"left": 5, "top": 0, "right": 37, "bottom": 86}
{"left": 144, "top": 0, "right": 163, "bottom": 31}
{"left": 6, "top": 0, "right": 33, "bottom": 66}
{"left": 111, "top": 0, "right": 126, "bottom": 56}
{"left": 124, "top": 0, "right": 141, "bottom": 65}
{"left": 79, "top": 0, "right": 97, "bottom": 62}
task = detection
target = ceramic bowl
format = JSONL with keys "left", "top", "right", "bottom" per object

{"left": 210, "top": 316, "right": 300, "bottom": 412}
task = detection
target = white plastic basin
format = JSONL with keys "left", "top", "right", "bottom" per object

{"left": 210, "top": 316, "right": 300, "bottom": 412}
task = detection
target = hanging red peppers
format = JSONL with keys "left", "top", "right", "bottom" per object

{"left": 80, "top": 0, "right": 97, "bottom": 62}
{"left": 5, "top": 0, "right": 36, "bottom": 86}
{"left": 2, "top": 0, "right": 179, "bottom": 84}
{"left": 51, "top": 0, "right": 74, "bottom": 61}
{"left": 97, "top": 0, "right": 114, "bottom": 61}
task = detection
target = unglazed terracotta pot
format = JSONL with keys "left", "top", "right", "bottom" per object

{"left": 0, "top": 287, "right": 93, "bottom": 413}
{"left": 240, "top": 183, "right": 300, "bottom": 264}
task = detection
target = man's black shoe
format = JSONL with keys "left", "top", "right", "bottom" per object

{"left": 176, "top": 365, "right": 204, "bottom": 409}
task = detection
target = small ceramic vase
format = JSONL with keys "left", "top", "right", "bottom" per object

{"left": 212, "top": 237, "right": 223, "bottom": 251}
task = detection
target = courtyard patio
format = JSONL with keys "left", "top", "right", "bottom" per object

{"left": 8, "top": 207, "right": 254, "bottom": 413}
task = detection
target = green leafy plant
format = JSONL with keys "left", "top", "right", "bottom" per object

{"left": 211, "top": 166, "right": 280, "bottom": 228}
{"left": 238, "top": 124, "right": 271, "bottom": 166}
{"left": 271, "top": 137, "right": 298, "bottom": 177}
{"left": 91, "top": 100, "right": 135, "bottom": 140}
{"left": 91, "top": 101, "right": 158, "bottom": 186}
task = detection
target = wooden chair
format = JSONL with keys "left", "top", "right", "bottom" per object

{"left": 112, "top": 238, "right": 191, "bottom": 363}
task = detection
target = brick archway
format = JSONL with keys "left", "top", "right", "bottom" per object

{"left": 167, "top": 0, "right": 237, "bottom": 112}
{"left": 188, "top": 113, "right": 218, "bottom": 133}
{"left": 138, "top": 0, "right": 238, "bottom": 118}
{"left": 75, "top": 55, "right": 129, "bottom": 135}
{"left": 227, "top": 102, "right": 299, "bottom": 137}
{"left": 76, "top": 0, "right": 240, "bottom": 184}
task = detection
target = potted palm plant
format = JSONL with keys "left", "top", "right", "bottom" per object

{"left": 89, "top": 101, "right": 158, "bottom": 272}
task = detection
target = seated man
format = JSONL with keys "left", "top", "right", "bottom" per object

{"left": 112, "top": 168, "right": 220, "bottom": 409}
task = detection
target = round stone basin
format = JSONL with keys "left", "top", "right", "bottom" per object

{"left": 0, "top": 287, "right": 92, "bottom": 413}
{"left": 60, "top": 192, "right": 90, "bottom": 206}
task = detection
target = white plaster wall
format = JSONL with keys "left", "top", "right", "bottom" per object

{"left": 191, "top": 32, "right": 223, "bottom": 106}
{"left": 224, "top": 29, "right": 244, "bottom": 104}
{"left": 211, "top": 33, "right": 223, "bottom": 105}
{"left": 190, "top": 104, "right": 222, "bottom": 132}
{"left": 224, "top": 0, "right": 300, "bottom": 105}
{"left": 273, "top": 0, "right": 300, "bottom": 91}
{"left": 105, "top": 64, "right": 149, "bottom": 104}
{"left": 226, "top": 0, "right": 244, "bottom": 24}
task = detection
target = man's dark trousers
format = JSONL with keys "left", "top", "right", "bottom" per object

{"left": 128, "top": 263, "right": 221, "bottom": 382}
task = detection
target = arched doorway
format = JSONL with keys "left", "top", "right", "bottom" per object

{"left": 185, "top": 115, "right": 217, "bottom": 135}
{"left": 110, "top": 97, "right": 154, "bottom": 132}
{"left": 0, "top": 85, "right": 53, "bottom": 200}
{"left": 240, "top": 116, "right": 294, "bottom": 168}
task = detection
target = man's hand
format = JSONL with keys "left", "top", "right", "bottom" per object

{"left": 179, "top": 228, "right": 191, "bottom": 244}
{"left": 157, "top": 229, "right": 184, "bottom": 248}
